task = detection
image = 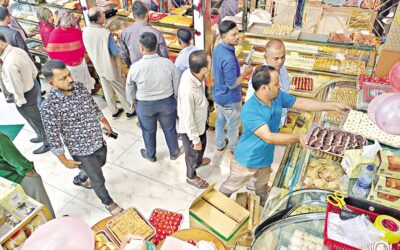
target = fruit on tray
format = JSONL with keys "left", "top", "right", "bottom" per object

{"left": 95, "top": 232, "right": 118, "bottom": 250}
{"left": 263, "top": 24, "right": 293, "bottom": 36}
{"left": 307, "top": 127, "right": 366, "bottom": 155}
{"left": 302, "top": 158, "right": 345, "bottom": 191}
{"left": 292, "top": 76, "right": 313, "bottom": 91}
{"left": 108, "top": 208, "right": 155, "bottom": 243}
{"left": 149, "top": 12, "right": 169, "bottom": 22}
{"left": 358, "top": 75, "right": 391, "bottom": 89}
{"left": 313, "top": 58, "right": 340, "bottom": 72}
{"left": 326, "top": 86, "right": 357, "bottom": 123}
{"left": 328, "top": 32, "right": 352, "bottom": 43}
{"left": 149, "top": 209, "right": 183, "bottom": 246}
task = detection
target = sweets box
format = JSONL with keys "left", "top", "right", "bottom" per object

{"left": 0, "top": 178, "right": 28, "bottom": 214}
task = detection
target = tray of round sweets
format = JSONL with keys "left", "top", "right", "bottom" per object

{"left": 107, "top": 208, "right": 156, "bottom": 244}
{"left": 306, "top": 126, "right": 367, "bottom": 157}
{"left": 341, "top": 110, "right": 400, "bottom": 148}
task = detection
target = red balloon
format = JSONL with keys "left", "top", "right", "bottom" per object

{"left": 375, "top": 94, "right": 400, "bottom": 135}
{"left": 389, "top": 61, "right": 400, "bottom": 92}
{"left": 368, "top": 93, "right": 397, "bottom": 123}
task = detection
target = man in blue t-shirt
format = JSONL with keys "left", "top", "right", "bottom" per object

{"left": 212, "top": 20, "right": 253, "bottom": 154}
{"left": 219, "top": 65, "right": 351, "bottom": 206}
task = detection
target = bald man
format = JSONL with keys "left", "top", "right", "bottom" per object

{"left": 82, "top": 7, "right": 136, "bottom": 119}
{"left": 245, "top": 39, "right": 290, "bottom": 126}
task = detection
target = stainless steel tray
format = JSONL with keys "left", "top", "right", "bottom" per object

{"left": 306, "top": 125, "right": 366, "bottom": 158}
{"left": 107, "top": 207, "right": 156, "bottom": 244}
{"left": 95, "top": 230, "right": 118, "bottom": 249}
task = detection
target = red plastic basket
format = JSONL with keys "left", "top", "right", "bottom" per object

{"left": 323, "top": 202, "right": 380, "bottom": 250}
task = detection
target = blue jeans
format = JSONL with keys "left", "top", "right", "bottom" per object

{"left": 215, "top": 102, "right": 241, "bottom": 151}
{"left": 73, "top": 145, "right": 113, "bottom": 206}
{"left": 136, "top": 95, "right": 179, "bottom": 158}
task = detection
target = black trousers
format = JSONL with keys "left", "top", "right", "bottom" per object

{"left": 16, "top": 86, "right": 47, "bottom": 143}
{"left": 180, "top": 132, "right": 207, "bottom": 179}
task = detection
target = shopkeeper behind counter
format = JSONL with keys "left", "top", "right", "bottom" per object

{"left": 219, "top": 65, "right": 351, "bottom": 206}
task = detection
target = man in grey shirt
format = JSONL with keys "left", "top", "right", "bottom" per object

{"left": 126, "top": 32, "right": 181, "bottom": 162}
{"left": 119, "top": 1, "right": 168, "bottom": 67}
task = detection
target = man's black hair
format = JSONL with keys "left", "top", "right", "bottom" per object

{"left": 132, "top": 1, "right": 148, "bottom": 19}
{"left": 42, "top": 60, "right": 67, "bottom": 80}
{"left": 189, "top": 50, "right": 208, "bottom": 74}
{"left": 252, "top": 65, "right": 277, "bottom": 91}
{"left": 218, "top": 20, "right": 237, "bottom": 36}
{"left": 88, "top": 10, "right": 100, "bottom": 23}
{"left": 0, "top": 7, "right": 9, "bottom": 21}
{"left": 177, "top": 28, "right": 192, "bottom": 45}
{"left": 139, "top": 32, "right": 157, "bottom": 52}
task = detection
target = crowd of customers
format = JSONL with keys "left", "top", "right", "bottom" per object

{"left": 0, "top": 1, "right": 351, "bottom": 219}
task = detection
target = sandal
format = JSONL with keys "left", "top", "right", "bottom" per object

{"left": 200, "top": 157, "right": 211, "bottom": 166}
{"left": 186, "top": 177, "right": 209, "bottom": 189}
{"left": 105, "top": 203, "right": 124, "bottom": 216}
{"left": 216, "top": 139, "right": 229, "bottom": 152}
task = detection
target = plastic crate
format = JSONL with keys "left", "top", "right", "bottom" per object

{"left": 323, "top": 202, "right": 379, "bottom": 250}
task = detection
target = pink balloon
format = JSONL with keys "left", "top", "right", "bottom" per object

{"left": 389, "top": 61, "right": 400, "bottom": 92}
{"left": 22, "top": 217, "right": 94, "bottom": 250}
{"left": 368, "top": 93, "right": 398, "bottom": 123}
{"left": 375, "top": 94, "right": 400, "bottom": 136}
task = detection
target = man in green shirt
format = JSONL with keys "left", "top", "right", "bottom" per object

{"left": 0, "top": 132, "right": 55, "bottom": 218}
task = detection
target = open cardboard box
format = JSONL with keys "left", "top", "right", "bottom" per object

{"left": 189, "top": 184, "right": 250, "bottom": 248}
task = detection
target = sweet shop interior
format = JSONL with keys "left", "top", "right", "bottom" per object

{"left": 0, "top": 0, "right": 400, "bottom": 249}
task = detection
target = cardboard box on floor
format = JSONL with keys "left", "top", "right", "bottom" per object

{"left": 189, "top": 184, "right": 250, "bottom": 248}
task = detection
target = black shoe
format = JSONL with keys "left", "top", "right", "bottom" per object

{"left": 73, "top": 178, "right": 92, "bottom": 189}
{"left": 170, "top": 148, "right": 184, "bottom": 160}
{"left": 41, "top": 90, "right": 46, "bottom": 96}
{"left": 33, "top": 144, "right": 50, "bottom": 154}
{"left": 140, "top": 149, "right": 156, "bottom": 162}
{"left": 30, "top": 137, "right": 43, "bottom": 143}
{"left": 112, "top": 108, "right": 124, "bottom": 120}
{"left": 126, "top": 111, "right": 137, "bottom": 120}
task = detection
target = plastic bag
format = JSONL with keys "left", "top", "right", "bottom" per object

{"left": 328, "top": 213, "right": 384, "bottom": 248}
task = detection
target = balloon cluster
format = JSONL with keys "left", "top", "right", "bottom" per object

{"left": 367, "top": 62, "right": 400, "bottom": 136}
{"left": 368, "top": 93, "right": 400, "bottom": 135}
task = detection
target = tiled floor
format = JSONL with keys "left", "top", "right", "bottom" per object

{"left": 0, "top": 81, "right": 286, "bottom": 228}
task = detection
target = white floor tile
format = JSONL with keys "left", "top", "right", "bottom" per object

{"left": 75, "top": 163, "right": 195, "bottom": 219}
{"left": 43, "top": 183, "right": 76, "bottom": 214}
{"left": 56, "top": 198, "right": 110, "bottom": 227}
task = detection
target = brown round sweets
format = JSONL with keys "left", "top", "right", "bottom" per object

{"left": 322, "top": 145, "right": 332, "bottom": 151}
{"left": 314, "top": 141, "right": 323, "bottom": 149}
{"left": 355, "top": 135, "right": 363, "bottom": 141}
